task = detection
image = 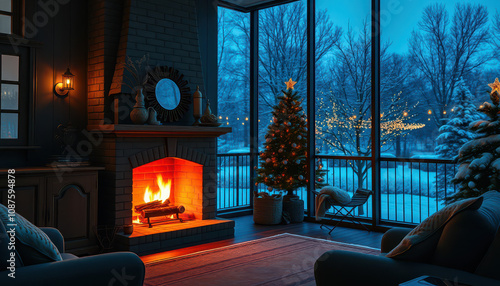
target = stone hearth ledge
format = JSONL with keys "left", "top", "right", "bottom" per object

{"left": 87, "top": 124, "right": 232, "bottom": 138}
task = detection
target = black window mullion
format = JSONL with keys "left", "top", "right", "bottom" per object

{"left": 371, "top": 0, "right": 381, "bottom": 227}
{"left": 306, "top": 0, "right": 315, "bottom": 217}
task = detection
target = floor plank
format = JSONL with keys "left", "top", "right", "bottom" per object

{"left": 140, "top": 215, "right": 384, "bottom": 264}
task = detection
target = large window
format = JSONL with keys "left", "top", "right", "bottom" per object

{"left": 217, "top": 7, "right": 250, "bottom": 154}
{"left": 0, "top": 46, "right": 28, "bottom": 145}
{"left": 0, "top": 0, "right": 29, "bottom": 146}
{"left": 380, "top": 0, "right": 500, "bottom": 159}
{"left": 315, "top": 0, "right": 372, "bottom": 156}
{"left": 258, "top": 1, "right": 307, "bottom": 146}
{"left": 314, "top": 0, "right": 372, "bottom": 217}
{"left": 216, "top": 0, "right": 500, "bottom": 224}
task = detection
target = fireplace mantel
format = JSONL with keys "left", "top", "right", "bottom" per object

{"left": 87, "top": 124, "right": 232, "bottom": 138}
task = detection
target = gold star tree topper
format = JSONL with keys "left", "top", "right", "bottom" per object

{"left": 488, "top": 78, "right": 500, "bottom": 95}
{"left": 285, "top": 78, "right": 297, "bottom": 90}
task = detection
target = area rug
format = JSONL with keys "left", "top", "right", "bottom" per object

{"left": 144, "top": 233, "right": 380, "bottom": 286}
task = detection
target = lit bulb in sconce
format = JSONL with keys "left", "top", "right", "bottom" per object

{"left": 54, "top": 68, "right": 75, "bottom": 97}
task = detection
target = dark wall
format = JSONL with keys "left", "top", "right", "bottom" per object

{"left": 2, "top": 0, "right": 88, "bottom": 167}
{"left": 1, "top": 0, "right": 219, "bottom": 168}
{"left": 109, "top": 0, "right": 215, "bottom": 126}
{"left": 197, "top": 0, "right": 218, "bottom": 117}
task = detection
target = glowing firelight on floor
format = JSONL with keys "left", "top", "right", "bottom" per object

{"left": 133, "top": 175, "right": 171, "bottom": 224}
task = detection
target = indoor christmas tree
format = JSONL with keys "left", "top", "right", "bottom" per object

{"left": 449, "top": 78, "right": 500, "bottom": 203}
{"left": 434, "top": 79, "right": 482, "bottom": 198}
{"left": 255, "top": 78, "right": 326, "bottom": 197}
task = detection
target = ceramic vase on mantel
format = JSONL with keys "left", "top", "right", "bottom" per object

{"left": 130, "top": 88, "right": 148, "bottom": 124}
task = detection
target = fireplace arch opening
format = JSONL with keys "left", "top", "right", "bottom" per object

{"left": 132, "top": 157, "right": 203, "bottom": 227}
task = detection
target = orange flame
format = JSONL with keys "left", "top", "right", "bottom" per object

{"left": 133, "top": 174, "right": 171, "bottom": 224}
{"left": 143, "top": 175, "right": 171, "bottom": 203}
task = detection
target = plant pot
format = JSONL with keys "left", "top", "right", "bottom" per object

{"left": 253, "top": 194, "right": 283, "bottom": 225}
{"left": 123, "top": 224, "right": 133, "bottom": 235}
{"left": 283, "top": 195, "right": 304, "bottom": 223}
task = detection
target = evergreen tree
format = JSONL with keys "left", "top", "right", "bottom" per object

{"left": 256, "top": 79, "right": 326, "bottom": 196}
{"left": 434, "top": 80, "right": 482, "bottom": 198}
{"left": 435, "top": 79, "right": 482, "bottom": 159}
{"left": 449, "top": 78, "right": 500, "bottom": 203}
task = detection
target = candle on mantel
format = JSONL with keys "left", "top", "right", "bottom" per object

{"left": 193, "top": 86, "right": 202, "bottom": 125}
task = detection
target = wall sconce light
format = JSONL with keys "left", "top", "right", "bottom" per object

{"left": 54, "top": 68, "right": 75, "bottom": 97}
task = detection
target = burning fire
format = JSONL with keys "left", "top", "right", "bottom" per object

{"left": 144, "top": 175, "right": 171, "bottom": 203}
{"left": 133, "top": 174, "right": 171, "bottom": 224}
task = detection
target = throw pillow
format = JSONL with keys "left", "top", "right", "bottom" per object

{"left": 386, "top": 196, "right": 483, "bottom": 262}
{"left": 0, "top": 204, "right": 62, "bottom": 266}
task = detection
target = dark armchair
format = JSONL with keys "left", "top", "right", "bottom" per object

{"left": 0, "top": 226, "right": 145, "bottom": 286}
{"left": 314, "top": 191, "right": 500, "bottom": 286}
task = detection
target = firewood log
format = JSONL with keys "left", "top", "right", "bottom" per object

{"left": 142, "top": 205, "right": 185, "bottom": 218}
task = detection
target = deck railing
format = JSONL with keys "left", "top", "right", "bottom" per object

{"left": 217, "top": 153, "right": 456, "bottom": 225}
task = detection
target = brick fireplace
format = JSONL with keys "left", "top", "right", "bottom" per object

{"left": 86, "top": 0, "right": 223, "bottom": 254}
{"left": 89, "top": 125, "right": 233, "bottom": 254}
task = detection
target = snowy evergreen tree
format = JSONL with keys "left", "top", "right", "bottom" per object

{"left": 449, "top": 78, "right": 500, "bottom": 203}
{"left": 434, "top": 79, "right": 482, "bottom": 198}
{"left": 435, "top": 79, "right": 482, "bottom": 159}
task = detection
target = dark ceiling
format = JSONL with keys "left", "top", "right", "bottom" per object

{"left": 218, "top": 0, "right": 298, "bottom": 12}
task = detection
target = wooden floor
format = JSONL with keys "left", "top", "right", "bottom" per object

{"left": 140, "top": 215, "right": 384, "bottom": 264}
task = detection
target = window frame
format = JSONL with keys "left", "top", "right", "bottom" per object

{"left": 0, "top": 0, "right": 23, "bottom": 36}
{"left": 0, "top": 45, "right": 30, "bottom": 146}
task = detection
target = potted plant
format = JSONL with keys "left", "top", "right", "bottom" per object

{"left": 121, "top": 55, "right": 151, "bottom": 124}
{"left": 255, "top": 79, "right": 326, "bottom": 223}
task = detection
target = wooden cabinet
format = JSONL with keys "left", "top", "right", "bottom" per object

{"left": 0, "top": 167, "right": 102, "bottom": 255}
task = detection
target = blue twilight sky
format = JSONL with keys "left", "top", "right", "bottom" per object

{"left": 316, "top": 0, "right": 500, "bottom": 54}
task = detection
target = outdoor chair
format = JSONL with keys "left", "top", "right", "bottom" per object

{"left": 313, "top": 188, "right": 372, "bottom": 234}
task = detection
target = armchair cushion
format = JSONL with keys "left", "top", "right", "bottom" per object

{"left": 315, "top": 249, "right": 500, "bottom": 286}
{"left": 386, "top": 196, "right": 482, "bottom": 262}
{"left": 40, "top": 227, "right": 65, "bottom": 253}
{"left": 431, "top": 191, "right": 500, "bottom": 272}
{"left": 0, "top": 204, "right": 62, "bottom": 266}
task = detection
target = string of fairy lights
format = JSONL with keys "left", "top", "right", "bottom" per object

{"left": 218, "top": 115, "right": 276, "bottom": 126}
{"left": 217, "top": 88, "right": 482, "bottom": 150}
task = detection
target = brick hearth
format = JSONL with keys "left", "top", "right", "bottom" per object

{"left": 116, "top": 219, "right": 235, "bottom": 255}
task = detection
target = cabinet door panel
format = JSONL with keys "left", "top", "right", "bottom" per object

{"left": 46, "top": 172, "right": 98, "bottom": 254}
{"left": 0, "top": 186, "right": 36, "bottom": 223}
{"left": 0, "top": 175, "right": 45, "bottom": 225}
{"left": 54, "top": 185, "right": 88, "bottom": 240}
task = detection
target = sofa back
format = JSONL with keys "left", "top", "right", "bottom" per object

{"left": 430, "top": 191, "right": 500, "bottom": 273}
{"left": 474, "top": 226, "right": 500, "bottom": 280}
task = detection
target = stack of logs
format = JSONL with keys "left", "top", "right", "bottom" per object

{"left": 134, "top": 199, "right": 185, "bottom": 227}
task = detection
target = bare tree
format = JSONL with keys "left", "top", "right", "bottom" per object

{"left": 316, "top": 21, "right": 423, "bottom": 199}
{"left": 217, "top": 8, "right": 250, "bottom": 151}
{"left": 409, "top": 3, "right": 490, "bottom": 128}
{"left": 254, "top": 2, "right": 342, "bottom": 140}
{"left": 492, "top": 12, "right": 500, "bottom": 60}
